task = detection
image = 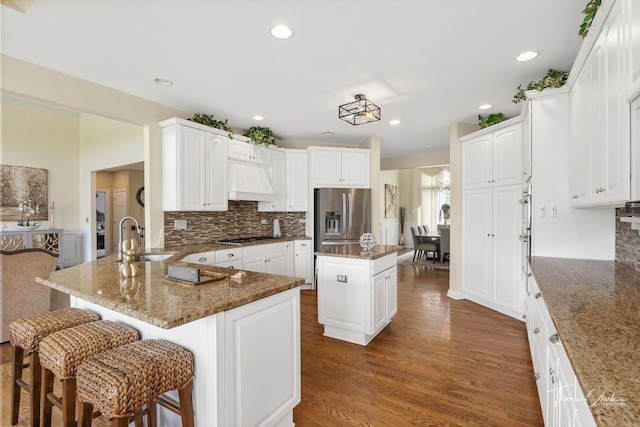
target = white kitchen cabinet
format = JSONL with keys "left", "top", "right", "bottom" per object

{"left": 309, "top": 147, "right": 370, "bottom": 188}
{"left": 258, "top": 149, "right": 286, "bottom": 212}
{"left": 461, "top": 121, "right": 522, "bottom": 319}
{"left": 180, "top": 247, "right": 243, "bottom": 269}
{"left": 294, "top": 240, "right": 313, "bottom": 285}
{"left": 222, "top": 286, "right": 300, "bottom": 427}
{"left": 285, "top": 150, "right": 309, "bottom": 212}
{"left": 525, "top": 275, "right": 596, "bottom": 427}
{"left": 627, "top": 0, "right": 640, "bottom": 94}
{"left": 461, "top": 120, "right": 522, "bottom": 190}
{"left": 569, "top": 0, "right": 631, "bottom": 207}
{"left": 243, "top": 242, "right": 286, "bottom": 275}
{"left": 317, "top": 252, "right": 397, "bottom": 345}
{"left": 161, "top": 118, "right": 228, "bottom": 211}
{"left": 284, "top": 241, "right": 294, "bottom": 277}
{"left": 228, "top": 137, "right": 270, "bottom": 166}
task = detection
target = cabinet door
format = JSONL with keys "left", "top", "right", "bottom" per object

{"left": 629, "top": 0, "right": 640, "bottom": 93}
{"left": 492, "top": 124, "right": 522, "bottom": 186}
{"left": 178, "top": 126, "right": 208, "bottom": 210}
{"left": 259, "top": 149, "right": 285, "bottom": 212}
{"left": 311, "top": 150, "right": 342, "bottom": 187}
{"left": 491, "top": 185, "right": 521, "bottom": 313}
{"left": 294, "top": 241, "right": 313, "bottom": 284}
{"left": 228, "top": 139, "right": 252, "bottom": 162}
{"left": 267, "top": 243, "right": 286, "bottom": 275}
{"left": 461, "top": 134, "right": 492, "bottom": 190}
{"left": 286, "top": 151, "right": 309, "bottom": 212}
{"left": 341, "top": 151, "right": 370, "bottom": 188}
{"left": 371, "top": 271, "right": 387, "bottom": 334}
{"left": 317, "top": 258, "right": 370, "bottom": 333}
{"left": 205, "top": 132, "right": 228, "bottom": 210}
{"left": 569, "top": 71, "right": 590, "bottom": 204}
{"left": 243, "top": 245, "right": 267, "bottom": 273}
{"left": 386, "top": 266, "right": 398, "bottom": 320}
{"left": 461, "top": 188, "right": 492, "bottom": 299}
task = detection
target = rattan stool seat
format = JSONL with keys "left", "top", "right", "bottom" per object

{"left": 39, "top": 320, "right": 139, "bottom": 427}
{"left": 9, "top": 308, "right": 99, "bottom": 427}
{"left": 77, "top": 339, "right": 194, "bottom": 426}
{"left": 10, "top": 307, "right": 100, "bottom": 354}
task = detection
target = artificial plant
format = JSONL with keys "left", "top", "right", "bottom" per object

{"left": 246, "top": 126, "right": 276, "bottom": 147}
{"left": 478, "top": 113, "right": 505, "bottom": 129}
{"left": 188, "top": 113, "right": 234, "bottom": 138}
{"left": 579, "top": 0, "right": 601, "bottom": 39}
{"left": 513, "top": 69, "right": 568, "bottom": 104}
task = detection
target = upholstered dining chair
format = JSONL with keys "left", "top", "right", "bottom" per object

{"left": 410, "top": 227, "right": 439, "bottom": 263}
{"left": 439, "top": 228, "right": 451, "bottom": 263}
{"left": 1, "top": 248, "right": 59, "bottom": 342}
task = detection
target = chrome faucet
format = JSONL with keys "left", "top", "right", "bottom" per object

{"left": 118, "top": 216, "right": 142, "bottom": 259}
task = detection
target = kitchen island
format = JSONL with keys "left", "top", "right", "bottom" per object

{"left": 36, "top": 250, "right": 304, "bottom": 427}
{"left": 315, "top": 244, "right": 402, "bottom": 345}
{"left": 529, "top": 257, "right": 640, "bottom": 427}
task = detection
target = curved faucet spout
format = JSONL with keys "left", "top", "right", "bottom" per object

{"left": 118, "top": 216, "right": 142, "bottom": 259}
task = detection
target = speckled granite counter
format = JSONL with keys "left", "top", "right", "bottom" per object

{"left": 36, "top": 248, "right": 304, "bottom": 329}
{"left": 315, "top": 244, "right": 402, "bottom": 259}
{"left": 529, "top": 257, "right": 640, "bottom": 426}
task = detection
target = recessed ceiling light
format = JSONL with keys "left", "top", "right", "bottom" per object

{"left": 252, "top": 115, "right": 265, "bottom": 121}
{"left": 153, "top": 78, "right": 173, "bottom": 86}
{"left": 270, "top": 25, "right": 293, "bottom": 39}
{"left": 389, "top": 120, "right": 400, "bottom": 125}
{"left": 478, "top": 104, "right": 493, "bottom": 110}
{"left": 516, "top": 51, "right": 539, "bottom": 62}
{"left": 322, "top": 131, "right": 334, "bottom": 136}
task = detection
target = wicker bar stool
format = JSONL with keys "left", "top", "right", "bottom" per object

{"left": 76, "top": 339, "right": 195, "bottom": 427}
{"left": 38, "top": 320, "right": 140, "bottom": 427}
{"left": 9, "top": 307, "right": 100, "bottom": 427}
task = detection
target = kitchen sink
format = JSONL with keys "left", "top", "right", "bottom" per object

{"left": 116, "top": 253, "right": 174, "bottom": 263}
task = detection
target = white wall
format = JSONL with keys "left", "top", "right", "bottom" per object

{"left": 530, "top": 92, "right": 615, "bottom": 259}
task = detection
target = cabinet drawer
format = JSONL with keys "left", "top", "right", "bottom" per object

{"left": 294, "top": 240, "right": 311, "bottom": 250}
{"left": 183, "top": 251, "right": 216, "bottom": 265}
{"left": 215, "top": 247, "right": 243, "bottom": 263}
{"left": 215, "top": 259, "right": 243, "bottom": 270}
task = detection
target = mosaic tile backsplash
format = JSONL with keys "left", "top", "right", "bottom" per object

{"left": 164, "top": 201, "right": 307, "bottom": 247}
{"left": 615, "top": 208, "right": 640, "bottom": 271}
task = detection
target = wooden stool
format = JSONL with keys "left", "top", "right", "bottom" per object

{"left": 38, "top": 320, "right": 139, "bottom": 427}
{"left": 9, "top": 307, "right": 99, "bottom": 427}
{"left": 76, "top": 339, "right": 195, "bottom": 427}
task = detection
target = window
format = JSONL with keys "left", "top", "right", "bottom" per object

{"left": 415, "top": 168, "right": 450, "bottom": 234}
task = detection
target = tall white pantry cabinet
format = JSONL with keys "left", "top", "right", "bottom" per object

{"left": 460, "top": 118, "right": 523, "bottom": 320}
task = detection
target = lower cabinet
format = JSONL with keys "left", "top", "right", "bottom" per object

{"left": 222, "top": 287, "right": 301, "bottom": 427}
{"left": 243, "top": 243, "right": 286, "bottom": 275}
{"left": 317, "top": 253, "right": 397, "bottom": 346}
{"left": 294, "top": 240, "right": 313, "bottom": 285}
{"left": 526, "top": 275, "right": 596, "bottom": 427}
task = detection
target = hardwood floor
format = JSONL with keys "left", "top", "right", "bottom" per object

{"left": 293, "top": 263, "right": 543, "bottom": 426}
{"left": 1, "top": 260, "right": 543, "bottom": 426}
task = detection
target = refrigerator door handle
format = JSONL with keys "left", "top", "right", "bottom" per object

{"left": 347, "top": 191, "right": 353, "bottom": 235}
{"left": 342, "top": 192, "right": 347, "bottom": 237}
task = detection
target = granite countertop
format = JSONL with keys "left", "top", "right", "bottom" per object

{"left": 164, "top": 235, "right": 311, "bottom": 254}
{"left": 37, "top": 244, "right": 305, "bottom": 329}
{"left": 315, "top": 243, "right": 403, "bottom": 260}
{"left": 529, "top": 257, "right": 640, "bottom": 426}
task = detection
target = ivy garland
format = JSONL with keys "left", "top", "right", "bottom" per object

{"left": 579, "top": 0, "right": 601, "bottom": 39}
{"left": 513, "top": 69, "right": 568, "bottom": 104}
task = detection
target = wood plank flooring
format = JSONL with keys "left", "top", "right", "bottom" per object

{"left": 1, "top": 259, "right": 543, "bottom": 426}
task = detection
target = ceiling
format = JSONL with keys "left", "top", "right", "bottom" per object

{"left": 1, "top": 0, "right": 587, "bottom": 158}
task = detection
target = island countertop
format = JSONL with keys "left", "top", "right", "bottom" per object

{"left": 36, "top": 251, "right": 304, "bottom": 330}
{"left": 529, "top": 257, "right": 640, "bottom": 426}
{"left": 314, "top": 244, "right": 402, "bottom": 260}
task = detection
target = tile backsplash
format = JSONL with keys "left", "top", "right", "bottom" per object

{"left": 615, "top": 208, "right": 640, "bottom": 270}
{"left": 164, "top": 201, "right": 307, "bottom": 247}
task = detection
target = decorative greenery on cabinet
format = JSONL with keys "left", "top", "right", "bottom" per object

{"left": 188, "top": 113, "right": 234, "bottom": 138}
{"left": 478, "top": 113, "right": 505, "bottom": 129}
{"left": 246, "top": 126, "right": 276, "bottom": 147}
{"left": 579, "top": 0, "right": 601, "bottom": 39}
{"left": 512, "top": 69, "right": 568, "bottom": 103}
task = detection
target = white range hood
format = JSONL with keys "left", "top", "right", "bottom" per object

{"left": 227, "top": 162, "right": 276, "bottom": 201}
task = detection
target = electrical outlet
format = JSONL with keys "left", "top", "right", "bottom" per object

{"left": 298, "top": 218, "right": 306, "bottom": 223}
{"left": 261, "top": 219, "right": 267, "bottom": 224}
{"left": 551, "top": 204, "right": 557, "bottom": 218}
{"left": 174, "top": 219, "right": 187, "bottom": 230}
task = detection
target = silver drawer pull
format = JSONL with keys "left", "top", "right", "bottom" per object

{"left": 534, "top": 292, "right": 541, "bottom": 299}
{"left": 198, "top": 257, "right": 207, "bottom": 262}
{"left": 533, "top": 327, "right": 540, "bottom": 335}
{"left": 227, "top": 253, "right": 234, "bottom": 257}
{"left": 549, "top": 333, "right": 561, "bottom": 345}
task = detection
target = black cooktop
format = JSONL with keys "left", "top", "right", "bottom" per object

{"left": 216, "top": 236, "right": 277, "bottom": 245}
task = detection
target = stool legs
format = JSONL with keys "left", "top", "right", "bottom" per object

{"left": 178, "top": 382, "right": 195, "bottom": 427}
{"left": 11, "top": 346, "right": 42, "bottom": 427}
{"left": 41, "top": 369, "right": 77, "bottom": 427}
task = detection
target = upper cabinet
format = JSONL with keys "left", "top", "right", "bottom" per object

{"left": 285, "top": 150, "right": 309, "bottom": 212}
{"left": 461, "top": 119, "right": 523, "bottom": 191}
{"left": 569, "top": 0, "right": 634, "bottom": 206}
{"left": 160, "top": 118, "right": 228, "bottom": 211}
{"left": 309, "top": 147, "right": 370, "bottom": 188}
{"left": 258, "top": 149, "right": 286, "bottom": 212}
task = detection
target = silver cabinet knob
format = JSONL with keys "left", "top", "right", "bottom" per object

{"left": 549, "top": 333, "right": 561, "bottom": 345}
{"left": 533, "top": 327, "right": 540, "bottom": 335}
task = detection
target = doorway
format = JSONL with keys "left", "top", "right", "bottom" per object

{"left": 96, "top": 190, "right": 111, "bottom": 257}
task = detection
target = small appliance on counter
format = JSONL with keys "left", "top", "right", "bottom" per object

{"left": 273, "top": 219, "right": 281, "bottom": 238}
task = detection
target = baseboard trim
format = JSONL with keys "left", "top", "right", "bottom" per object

{"left": 446, "top": 289, "right": 466, "bottom": 300}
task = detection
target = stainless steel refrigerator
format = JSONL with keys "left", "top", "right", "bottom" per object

{"left": 314, "top": 188, "right": 371, "bottom": 251}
